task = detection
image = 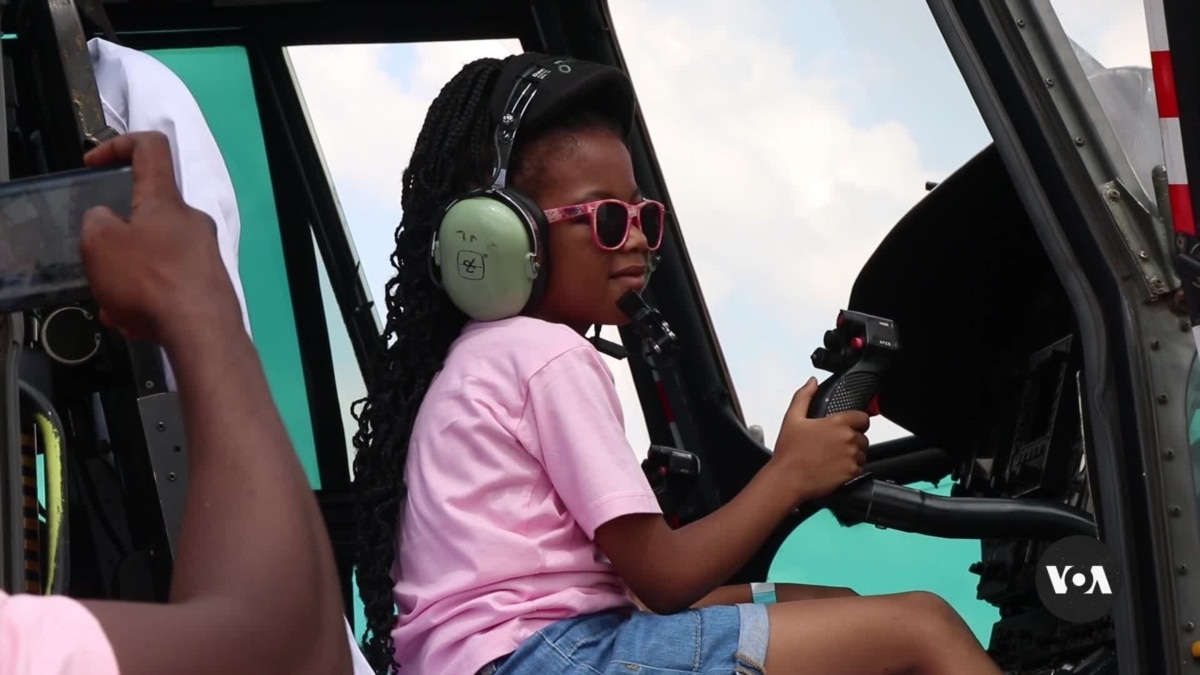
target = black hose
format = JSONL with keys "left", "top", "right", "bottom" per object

{"left": 716, "top": 404, "right": 1097, "bottom": 540}
{"left": 822, "top": 479, "right": 1098, "bottom": 540}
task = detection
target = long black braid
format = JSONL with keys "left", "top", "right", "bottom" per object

{"left": 351, "top": 57, "right": 503, "bottom": 673}
{"left": 351, "top": 55, "right": 629, "bottom": 674}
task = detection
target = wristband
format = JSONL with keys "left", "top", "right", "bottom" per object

{"left": 750, "top": 582, "right": 777, "bottom": 605}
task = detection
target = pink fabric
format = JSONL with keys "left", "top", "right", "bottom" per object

{"left": 0, "top": 591, "right": 120, "bottom": 675}
{"left": 391, "top": 316, "right": 662, "bottom": 674}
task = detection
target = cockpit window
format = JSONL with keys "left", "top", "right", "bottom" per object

{"left": 613, "top": 0, "right": 1000, "bottom": 643}
{"left": 1051, "top": 1, "right": 1161, "bottom": 216}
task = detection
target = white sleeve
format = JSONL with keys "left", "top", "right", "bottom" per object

{"left": 89, "top": 38, "right": 252, "bottom": 339}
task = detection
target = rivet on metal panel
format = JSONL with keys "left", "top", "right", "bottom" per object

{"left": 1045, "top": 77, "right": 1055, "bottom": 87}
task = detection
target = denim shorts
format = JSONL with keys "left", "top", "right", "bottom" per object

{"left": 479, "top": 603, "right": 769, "bottom": 674}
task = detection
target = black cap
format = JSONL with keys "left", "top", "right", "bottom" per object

{"left": 489, "top": 52, "right": 637, "bottom": 140}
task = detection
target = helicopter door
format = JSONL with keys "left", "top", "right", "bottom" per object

{"left": 926, "top": 0, "right": 1199, "bottom": 672}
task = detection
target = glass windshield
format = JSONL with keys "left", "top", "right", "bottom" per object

{"left": 1051, "top": 0, "right": 1160, "bottom": 214}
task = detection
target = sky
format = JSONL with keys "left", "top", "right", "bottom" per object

{"left": 288, "top": 0, "right": 1154, "bottom": 464}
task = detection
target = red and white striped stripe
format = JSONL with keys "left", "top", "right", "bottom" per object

{"left": 1144, "top": 0, "right": 1196, "bottom": 236}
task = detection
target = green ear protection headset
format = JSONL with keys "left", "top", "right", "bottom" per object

{"left": 428, "top": 61, "right": 555, "bottom": 321}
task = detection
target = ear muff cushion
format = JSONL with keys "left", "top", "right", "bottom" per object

{"left": 436, "top": 194, "right": 540, "bottom": 321}
{"left": 497, "top": 187, "right": 550, "bottom": 310}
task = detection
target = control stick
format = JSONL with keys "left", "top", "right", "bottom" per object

{"left": 808, "top": 310, "right": 898, "bottom": 418}
{"left": 792, "top": 311, "right": 1096, "bottom": 539}
{"left": 794, "top": 310, "right": 901, "bottom": 509}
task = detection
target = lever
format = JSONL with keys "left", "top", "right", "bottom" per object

{"left": 808, "top": 309, "right": 898, "bottom": 418}
{"left": 642, "top": 444, "right": 703, "bottom": 528}
{"left": 793, "top": 310, "right": 898, "bottom": 519}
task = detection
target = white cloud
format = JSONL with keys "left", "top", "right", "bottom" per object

{"left": 604, "top": 0, "right": 934, "bottom": 446}
{"left": 287, "top": 39, "right": 524, "bottom": 211}
{"left": 1050, "top": 0, "right": 1151, "bottom": 68}
{"left": 608, "top": 1, "right": 933, "bottom": 320}
{"left": 286, "top": 0, "right": 1153, "bottom": 468}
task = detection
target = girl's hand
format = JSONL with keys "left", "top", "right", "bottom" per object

{"left": 768, "top": 378, "right": 870, "bottom": 506}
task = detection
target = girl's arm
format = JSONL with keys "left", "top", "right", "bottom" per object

{"left": 595, "top": 381, "right": 869, "bottom": 615}
{"left": 595, "top": 462, "right": 805, "bottom": 614}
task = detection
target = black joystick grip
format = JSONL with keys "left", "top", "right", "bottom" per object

{"left": 815, "top": 371, "right": 881, "bottom": 417}
{"left": 808, "top": 310, "right": 899, "bottom": 419}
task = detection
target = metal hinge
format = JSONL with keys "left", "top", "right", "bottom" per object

{"left": 1100, "top": 174, "right": 1178, "bottom": 302}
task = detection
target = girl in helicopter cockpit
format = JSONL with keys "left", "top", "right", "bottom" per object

{"left": 350, "top": 52, "right": 1002, "bottom": 675}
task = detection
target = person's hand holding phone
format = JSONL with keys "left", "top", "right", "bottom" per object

{"left": 79, "top": 131, "right": 242, "bottom": 349}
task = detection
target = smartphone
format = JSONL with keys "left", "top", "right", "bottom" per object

{"left": 0, "top": 165, "right": 133, "bottom": 313}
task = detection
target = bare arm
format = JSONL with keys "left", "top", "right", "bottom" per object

{"left": 596, "top": 466, "right": 801, "bottom": 613}
{"left": 76, "top": 132, "right": 349, "bottom": 675}
{"left": 84, "top": 318, "right": 348, "bottom": 675}
{"left": 596, "top": 381, "right": 869, "bottom": 615}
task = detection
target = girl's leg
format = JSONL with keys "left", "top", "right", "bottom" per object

{"left": 765, "top": 590, "right": 1002, "bottom": 675}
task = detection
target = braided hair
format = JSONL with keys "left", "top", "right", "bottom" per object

{"left": 351, "top": 56, "right": 627, "bottom": 673}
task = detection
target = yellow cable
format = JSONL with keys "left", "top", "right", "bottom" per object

{"left": 35, "top": 412, "right": 63, "bottom": 594}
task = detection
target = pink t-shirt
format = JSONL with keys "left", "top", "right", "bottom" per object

{"left": 0, "top": 591, "right": 120, "bottom": 675}
{"left": 391, "top": 316, "right": 662, "bottom": 674}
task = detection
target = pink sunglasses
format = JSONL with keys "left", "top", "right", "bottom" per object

{"left": 543, "top": 198, "right": 667, "bottom": 251}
